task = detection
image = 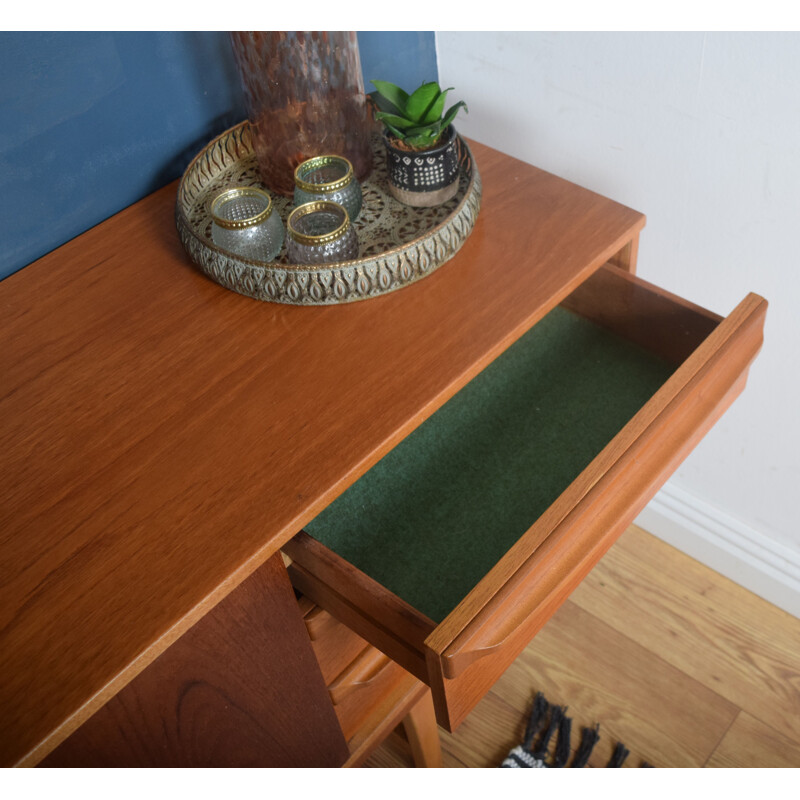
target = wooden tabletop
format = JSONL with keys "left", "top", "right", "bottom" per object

{"left": 0, "top": 139, "right": 644, "bottom": 766}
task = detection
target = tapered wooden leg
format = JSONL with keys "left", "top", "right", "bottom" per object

{"left": 608, "top": 233, "right": 640, "bottom": 274}
{"left": 402, "top": 690, "right": 442, "bottom": 768}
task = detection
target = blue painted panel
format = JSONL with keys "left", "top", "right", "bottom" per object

{"left": 358, "top": 31, "right": 438, "bottom": 95}
{"left": 1, "top": 31, "right": 437, "bottom": 281}
{"left": 0, "top": 32, "right": 246, "bottom": 279}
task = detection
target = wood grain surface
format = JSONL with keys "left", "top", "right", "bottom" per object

{"left": 571, "top": 520, "right": 800, "bottom": 745}
{"left": 706, "top": 713, "right": 800, "bottom": 768}
{"left": 0, "top": 139, "right": 645, "bottom": 765}
{"left": 560, "top": 263, "right": 722, "bottom": 364}
{"left": 401, "top": 691, "right": 443, "bottom": 768}
{"left": 40, "top": 554, "right": 349, "bottom": 767}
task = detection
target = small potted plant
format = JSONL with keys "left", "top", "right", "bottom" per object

{"left": 369, "top": 79, "right": 468, "bottom": 207}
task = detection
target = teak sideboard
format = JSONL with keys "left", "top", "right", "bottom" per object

{"left": 0, "top": 139, "right": 766, "bottom": 767}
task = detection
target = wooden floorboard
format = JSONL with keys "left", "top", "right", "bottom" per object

{"left": 571, "top": 524, "right": 800, "bottom": 744}
{"left": 492, "top": 601, "right": 739, "bottom": 767}
{"left": 364, "top": 525, "right": 800, "bottom": 768}
{"left": 706, "top": 712, "right": 800, "bottom": 768}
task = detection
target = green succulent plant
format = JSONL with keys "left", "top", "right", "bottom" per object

{"left": 369, "top": 79, "right": 468, "bottom": 151}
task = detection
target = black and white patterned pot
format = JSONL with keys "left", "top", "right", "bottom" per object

{"left": 383, "top": 125, "right": 460, "bottom": 207}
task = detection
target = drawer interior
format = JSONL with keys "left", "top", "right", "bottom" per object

{"left": 304, "top": 270, "right": 697, "bottom": 623}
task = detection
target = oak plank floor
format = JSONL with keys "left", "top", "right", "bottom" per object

{"left": 706, "top": 713, "right": 800, "bottom": 768}
{"left": 364, "top": 525, "right": 800, "bottom": 768}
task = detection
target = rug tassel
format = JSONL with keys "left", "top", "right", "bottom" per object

{"left": 532, "top": 704, "right": 564, "bottom": 760}
{"left": 502, "top": 691, "right": 654, "bottom": 768}
{"left": 570, "top": 724, "right": 600, "bottom": 768}
{"left": 552, "top": 710, "right": 572, "bottom": 767}
{"left": 523, "top": 692, "right": 549, "bottom": 750}
{"left": 606, "top": 741, "right": 630, "bottom": 768}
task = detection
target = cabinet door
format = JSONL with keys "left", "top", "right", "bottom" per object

{"left": 41, "top": 553, "right": 349, "bottom": 767}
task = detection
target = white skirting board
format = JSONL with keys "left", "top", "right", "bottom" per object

{"left": 635, "top": 482, "right": 800, "bottom": 620}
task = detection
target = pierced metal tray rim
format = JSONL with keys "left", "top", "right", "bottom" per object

{"left": 175, "top": 120, "right": 482, "bottom": 305}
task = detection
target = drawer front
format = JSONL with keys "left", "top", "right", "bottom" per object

{"left": 285, "top": 268, "right": 767, "bottom": 732}
{"left": 299, "top": 601, "right": 411, "bottom": 742}
{"left": 296, "top": 595, "right": 435, "bottom": 767}
{"left": 287, "top": 537, "right": 435, "bottom": 684}
{"left": 297, "top": 597, "right": 371, "bottom": 686}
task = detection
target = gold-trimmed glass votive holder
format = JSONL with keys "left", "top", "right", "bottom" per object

{"left": 210, "top": 186, "right": 284, "bottom": 262}
{"left": 293, "top": 155, "right": 362, "bottom": 221}
{"left": 286, "top": 201, "right": 359, "bottom": 265}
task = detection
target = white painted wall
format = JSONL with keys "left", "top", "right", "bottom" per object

{"left": 437, "top": 32, "right": 800, "bottom": 609}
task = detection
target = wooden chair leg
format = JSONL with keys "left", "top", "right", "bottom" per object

{"left": 402, "top": 690, "right": 442, "bottom": 768}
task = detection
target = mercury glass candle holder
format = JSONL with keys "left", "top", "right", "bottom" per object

{"left": 210, "top": 187, "right": 284, "bottom": 262}
{"left": 294, "top": 155, "right": 362, "bottom": 221}
{"left": 286, "top": 201, "right": 358, "bottom": 265}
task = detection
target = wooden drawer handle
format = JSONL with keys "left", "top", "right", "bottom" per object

{"left": 302, "top": 604, "right": 332, "bottom": 641}
{"left": 440, "top": 603, "right": 532, "bottom": 679}
{"left": 440, "top": 292, "right": 767, "bottom": 682}
{"left": 328, "top": 645, "right": 392, "bottom": 705}
{"left": 439, "top": 529, "right": 584, "bottom": 678}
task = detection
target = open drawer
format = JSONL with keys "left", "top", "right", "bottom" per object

{"left": 283, "top": 264, "right": 767, "bottom": 732}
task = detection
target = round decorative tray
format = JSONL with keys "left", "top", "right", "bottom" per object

{"left": 176, "top": 121, "right": 482, "bottom": 305}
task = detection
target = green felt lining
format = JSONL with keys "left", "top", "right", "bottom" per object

{"left": 305, "top": 306, "right": 677, "bottom": 623}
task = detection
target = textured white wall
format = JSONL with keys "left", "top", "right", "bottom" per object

{"left": 437, "top": 32, "right": 800, "bottom": 554}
